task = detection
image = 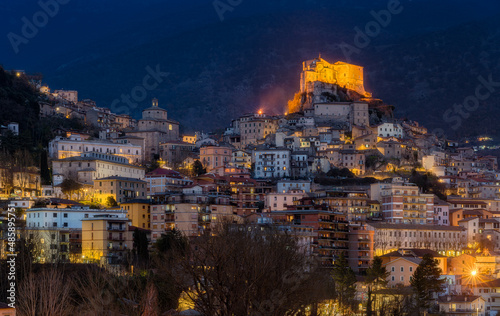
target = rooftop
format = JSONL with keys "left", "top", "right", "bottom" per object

{"left": 95, "top": 176, "right": 147, "bottom": 183}
{"left": 368, "top": 223, "right": 465, "bottom": 231}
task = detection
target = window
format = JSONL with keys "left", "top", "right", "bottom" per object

{"left": 409, "top": 267, "right": 413, "bottom": 272}
{"left": 391, "top": 266, "right": 395, "bottom": 272}
{"left": 401, "top": 267, "right": 404, "bottom": 272}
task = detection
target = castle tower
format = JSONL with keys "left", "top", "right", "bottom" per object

{"left": 152, "top": 98, "right": 159, "bottom": 107}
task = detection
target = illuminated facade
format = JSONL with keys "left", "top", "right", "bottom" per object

{"left": 200, "top": 145, "right": 232, "bottom": 172}
{"left": 93, "top": 176, "right": 147, "bottom": 204}
{"left": 300, "top": 58, "right": 370, "bottom": 97}
{"left": 369, "top": 223, "right": 466, "bottom": 257}
{"left": 81, "top": 214, "right": 133, "bottom": 265}
{"left": 49, "top": 135, "right": 142, "bottom": 164}
{"left": 52, "top": 152, "right": 145, "bottom": 186}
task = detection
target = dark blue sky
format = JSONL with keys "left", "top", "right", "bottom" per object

{"left": 2, "top": 0, "right": 500, "bottom": 135}
{"left": 2, "top": 0, "right": 500, "bottom": 72}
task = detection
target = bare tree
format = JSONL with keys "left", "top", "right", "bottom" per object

{"left": 17, "top": 268, "right": 73, "bottom": 316}
{"left": 13, "top": 149, "right": 36, "bottom": 197}
{"left": 171, "top": 222, "right": 332, "bottom": 316}
{"left": 141, "top": 282, "right": 160, "bottom": 316}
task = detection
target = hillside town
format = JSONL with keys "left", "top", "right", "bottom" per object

{"left": 2, "top": 57, "right": 500, "bottom": 315}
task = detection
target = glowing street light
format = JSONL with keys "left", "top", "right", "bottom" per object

{"left": 471, "top": 270, "right": 477, "bottom": 276}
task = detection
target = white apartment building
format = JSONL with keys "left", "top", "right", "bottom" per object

{"left": 49, "top": 135, "right": 143, "bottom": 164}
{"left": 253, "top": 148, "right": 291, "bottom": 178}
{"left": 25, "top": 206, "right": 126, "bottom": 262}
{"left": 26, "top": 206, "right": 125, "bottom": 230}
{"left": 377, "top": 123, "right": 404, "bottom": 138}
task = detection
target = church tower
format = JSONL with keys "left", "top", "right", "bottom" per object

{"left": 152, "top": 98, "right": 159, "bottom": 107}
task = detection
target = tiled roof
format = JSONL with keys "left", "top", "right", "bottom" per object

{"left": 95, "top": 176, "right": 146, "bottom": 183}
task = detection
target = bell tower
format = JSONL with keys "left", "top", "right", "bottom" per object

{"left": 152, "top": 98, "right": 158, "bottom": 107}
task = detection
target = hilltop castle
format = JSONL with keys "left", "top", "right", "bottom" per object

{"left": 300, "top": 57, "right": 371, "bottom": 97}
{"left": 288, "top": 57, "right": 372, "bottom": 113}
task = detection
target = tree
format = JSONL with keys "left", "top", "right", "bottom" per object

{"left": 13, "top": 149, "right": 36, "bottom": 197}
{"left": 172, "top": 223, "right": 330, "bottom": 315}
{"left": 410, "top": 254, "right": 445, "bottom": 311}
{"left": 60, "top": 178, "right": 82, "bottom": 199}
{"left": 327, "top": 167, "right": 355, "bottom": 178}
{"left": 106, "top": 196, "right": 118, "bottom": 207}
{"left": 365, "top": 257, "right": 390, "bottom": 316}
{"left": 147, "top": 160, "right": 160, "bottom": 173}
{"left": 17, "top": 268, "right": 73, "bottom": 316}
{"left": 154, "top": 229, "right": 188, "bottom": 256}
{"left": 40, "top": 149, "right": 51, "bottom": 185}
{"left": 192, "top": 159, "right": 206, "bottom": 176}
{"left": 331, "top": 253, "right": 358, "bottom": 314}
{"left": 0, "top": 165, "right": 13, "bottom": 195}
{"left": 133, "top": 228, "right": 150, "bottom": 266}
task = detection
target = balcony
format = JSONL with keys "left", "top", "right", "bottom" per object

{"left": 445, "top": 308, "right": 480, "bottom": 313}
{"left": 107, "top": 226, "right": 125, "bottom": 231}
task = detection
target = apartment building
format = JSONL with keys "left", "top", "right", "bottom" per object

{"left": 200, "top": 145, "right": 232, "bottom": 172}
{"left": 81, "top": 213, "right": 133, "bottom": 265}
{"left": 120, "top": 199, "right": 151, "bottom": 229}
{"left": 25, "top": 206, "right": 125, "bottom": 262}
{"left": 49, "top": 135, "right": 142, "bottom": 164}
{"left": 368, "top": 223, "right": 467, "bottom": 256}
{"left": 93, "top": 176, "right": 147, "bottom": 204}
{"left": 253, "top": 147, "right": 291, "bottom": 179}
{"left": 370, "top": 182, "right": 434, "bottom": 224}
{"left": 270, "top": 210, "right": 349, "bottom": 267}
{"left": 52, "top": 152, "right": 145, "bottom": 185}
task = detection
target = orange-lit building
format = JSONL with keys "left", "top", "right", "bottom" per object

{"left": 120, "top": 199, "right": 151, "bottom": 229}
{"left": 93, "top": 176, "right": 147, "bottom": 204}
{"left": 200, "top": 145, "right": 232, "bottom": 172}
{"left": 81, "top": 213, "right": 133, "bottom": 265}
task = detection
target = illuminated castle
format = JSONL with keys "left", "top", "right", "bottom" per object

{"left": 300, "top": 57, "right": 371, "bottom": 98}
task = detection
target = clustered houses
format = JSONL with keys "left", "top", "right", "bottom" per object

{"left": 5, "top": 57, "right": 500, "bottom": 314}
